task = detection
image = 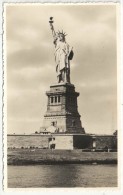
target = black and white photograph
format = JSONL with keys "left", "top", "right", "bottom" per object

{"left": 3, "top": 2, "right": 121, "bottom": 189}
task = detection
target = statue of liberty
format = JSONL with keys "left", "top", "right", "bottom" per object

{"left": 49, "top": 17, "right": 74, "bottom": 83}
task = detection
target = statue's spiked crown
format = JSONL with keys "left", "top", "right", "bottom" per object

{"left": 57, "top": 30, "right": 67, "bottom": 37}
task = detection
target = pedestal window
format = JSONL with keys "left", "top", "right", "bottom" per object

{"left": 51, "top": 97, "right": 53, "bottom": 103}
{"left": 55, "top": 96, "right": 57, "bottom": 103}
{"left": 58, "top": 96, "right": 60, "bottom": 103}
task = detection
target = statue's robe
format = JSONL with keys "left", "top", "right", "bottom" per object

{"left": 55, "top": 41, "right": 70, "bottom": 76}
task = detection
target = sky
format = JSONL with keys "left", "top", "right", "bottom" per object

{"left": 6, "top": 4, "right": 117, "bottom": 135}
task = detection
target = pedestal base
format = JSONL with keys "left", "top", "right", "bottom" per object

{"left": 42, "top": 83, "right": 85, "bottom": 134}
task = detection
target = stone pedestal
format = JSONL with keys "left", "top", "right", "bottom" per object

{"left": 42, "top": 83, "right": 85, "bottom": 134}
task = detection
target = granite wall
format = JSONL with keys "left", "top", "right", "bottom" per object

{"left": 7, "top": 135, "right": 49, "bottom": 149}
{"left": 73, "top": 135, "right": 92, "bottom": 149}
{"left": 94, "top": 136, "right": 117, "bottom": 149}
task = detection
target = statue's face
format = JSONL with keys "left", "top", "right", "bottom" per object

{"left": 59, "top": 34, "right": 65, "bottom": 42}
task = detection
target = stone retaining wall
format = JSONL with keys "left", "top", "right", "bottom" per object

{"left": 7, "top": 134, "right": 117, "bottom": 150}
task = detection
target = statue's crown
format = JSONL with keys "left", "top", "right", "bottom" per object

{"left": 57, "top": 30, "right": 67, "bottom": 37}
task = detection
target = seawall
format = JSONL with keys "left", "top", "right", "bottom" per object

{"left": 8, "top": 149, "right": 117, "bottom": 165}
{"left": 7, "top": 134, "right": 117, "bottom": 150}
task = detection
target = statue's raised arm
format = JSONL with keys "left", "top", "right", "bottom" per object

{"left": 49, "top": 17, "right": 57, "bottom": 45}
{"left": 49, "top": 17, "right": 74, "bottom": 83}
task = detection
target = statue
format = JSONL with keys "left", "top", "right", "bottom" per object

{"left": 49, "top": 17, "right": 74, "bottom": 83}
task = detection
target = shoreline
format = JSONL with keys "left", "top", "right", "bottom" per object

{"left": 8, "top": 160, "right": 117, "bottom": 166}
{"left": 8, "top": 149, "right": 117, "bottom": 165}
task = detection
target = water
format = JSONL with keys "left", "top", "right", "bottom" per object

{"left": 8, "top": 164, "right": 117, "bottom": 188}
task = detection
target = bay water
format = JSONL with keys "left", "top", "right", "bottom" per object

{"left": 8, "top": 164, "right": 117, "bottom": 188}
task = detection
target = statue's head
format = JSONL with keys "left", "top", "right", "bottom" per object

{"left": 57, "top": 30, "right": 67, "bottom": 42}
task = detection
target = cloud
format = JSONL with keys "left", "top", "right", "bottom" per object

{"left": 7, "top": 44, "right": 54, "bottom": 69}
